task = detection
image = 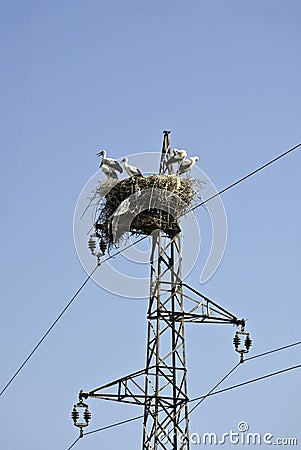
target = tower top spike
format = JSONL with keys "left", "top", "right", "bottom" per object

{"left": 160, "top": 129, "right": 173, "bottom": 174}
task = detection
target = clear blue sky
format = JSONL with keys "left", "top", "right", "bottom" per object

{"left": 0, "top": 1, "right": 300, "bottom": 449}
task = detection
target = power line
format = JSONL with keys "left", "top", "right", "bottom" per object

{"left": 85, "top": 413, "right": 144, "bottom": 436}
{"left": 245, "top": 340, "right": 301, "bottom": 362}
{"left": 66, "top": 436, "right": 81, "bottom": 450}
{"left": 190, "top": 364, "right": 301, "bottom": 403}
{"left": 0, "top": 265, "right": 99, "bottom": 398}
{"left": 67, "top": 414, "right": 144, "bottom": 450}
{"left": 174, "top": 361, "right": 242, "bottom": 434}
{"left": 0, "top": 236, "right": 146, "bottom": 399}
{"left": 172, "top": 339, "right": 301, "bottom": 427}
{"left": 185, "top": 142, "right": 301, "bottom": 215}
{"left": 188, "top": 340, "right": 301, "bottom": 405}
{"left": 188, "top": 339, "right": 301, "bottom": 408}
{"left": 167, "top": 339, "right": 301, "bottom": 429}
{"left": 188, "top": 362, "right": 241, "bottom": 416}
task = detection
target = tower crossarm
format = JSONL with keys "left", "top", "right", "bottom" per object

{"left": 79, "top": 366, "right": 188, "bottom": 408}
{"left": 148, "top": 281, "right": 245, "bottom": 326}
{"left": 149, "top": 310, "right": 243, "bottom": 325}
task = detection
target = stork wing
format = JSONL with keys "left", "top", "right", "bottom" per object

{"left": 167, "top": 155, "right": 178, "bottom": 165}
{"left": 167, "top": 154, "right": 185, "bottom": 165}
{"left": 178, "top": 159, "right": 192, "bottom": 174}
{"left": 106, "top": 158, "right": 123, "bottom": 173}
{"left": 129, "top": 165, "right": 143, "bottom": 176}
{"left": 101, "top": 164, "right": 118, "bottom": 179}
{"left": 112, "top": 160, "right": 123, "bottom": 173}
{"left": 179, "top": 159, "right": 191, "bottom": 170}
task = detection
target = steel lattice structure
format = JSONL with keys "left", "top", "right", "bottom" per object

{"left": 143, "top": 131, "right": 189, "bottom": 449}
{"left": 73, "top": 131, "right": 249, "bottom": 448}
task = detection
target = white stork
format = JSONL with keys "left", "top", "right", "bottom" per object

{"left": 177, "top": 156, "right": 199, "bottom": 175}
{"left": 166, "top": 148, "right": 187, "bottom": 169}
{"left": 121, "top": 157, "right": 143, "bottom": 177}
{"left": 97, "top": 149, "right": 123, "bottom": 174}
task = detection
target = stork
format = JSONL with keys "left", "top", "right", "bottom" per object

{"left": 97, "top": 150, "right": 123, "bottom": 174}
{"left": 166, "top": 148, "right": 187, "bottom": 170}
{"left": 121, "top": 157, "right": 143, "bottom": 177}
{"left": 177, "top": 156, "right": 199, "bottom": 175}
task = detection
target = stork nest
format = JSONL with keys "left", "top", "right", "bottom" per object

{"left": 90, "top": 174, "right": 201, "bottom": 248}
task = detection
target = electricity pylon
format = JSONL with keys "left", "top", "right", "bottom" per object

{"left": 142, "top": 131, "right": 189, "bottom": 449}
{"left": 72, "top": 131, "right": 250, "bottom": 448}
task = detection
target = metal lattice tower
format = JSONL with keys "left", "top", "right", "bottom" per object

{"left": 72, "top": 131, "right": 250, "bottom": 448}
{"left": 142, "top": 130, "right": 189, "bottom": 449}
